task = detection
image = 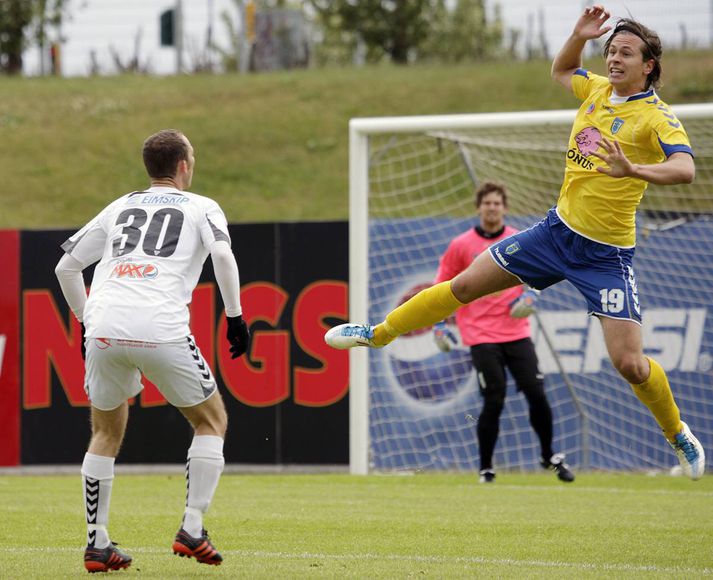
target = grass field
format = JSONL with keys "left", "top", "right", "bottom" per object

{"left": 2, "top": 51, "right": 713, "bottom": 229}
{"left": 1, "top": 472, "right": 711, "bottom": 578}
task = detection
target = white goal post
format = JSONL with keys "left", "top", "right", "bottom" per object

{"left": 349, "top": 104, "right": 713, "bottom": 475}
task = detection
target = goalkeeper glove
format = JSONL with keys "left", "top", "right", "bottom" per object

{"left": 433, "top": 321, "right": 457, "bottom": 352}
{"left": 226, "top": 315, "right": 250, "bottom": 359}
{"left": 509, "top": 289, "right": 540, "bottom": 319}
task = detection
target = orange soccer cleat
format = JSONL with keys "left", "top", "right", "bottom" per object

{"left": 84, "top": 543, "right": 132, "bottom": 573}
{"left": 172, "top": 528, "right": 223, "bottom": 565}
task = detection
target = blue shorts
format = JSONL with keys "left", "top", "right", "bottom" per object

{"left": 488, "top": 208, "right": 641, "bottom": 323}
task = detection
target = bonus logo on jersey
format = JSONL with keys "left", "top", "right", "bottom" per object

{"left": 574, "top": 126, "right": 601, "bottom": 157}
{"left": 385, "top": 283, "right": 473, "bottom": 404}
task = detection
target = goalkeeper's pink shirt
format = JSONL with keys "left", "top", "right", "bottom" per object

{"left": 434, "top": 225, "right": 530, "bottom": 346}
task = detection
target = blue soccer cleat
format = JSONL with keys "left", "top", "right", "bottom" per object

{"left": 669, "top": 422, "right": 705, "bottom": 480}
{"left": 324, "top": 324, "right": 380, "bottom": 349}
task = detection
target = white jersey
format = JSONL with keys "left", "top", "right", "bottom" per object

{"left": 61, "top": 186, "right": 231, "bottom": 342}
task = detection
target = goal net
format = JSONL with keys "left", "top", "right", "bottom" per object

{"left": 348, "top": 105, "right": 713, "bottom": 475}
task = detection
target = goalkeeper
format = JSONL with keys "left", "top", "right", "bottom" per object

{"left": 327, "top": 5, "right": 705, "bottom": 480}
{"left": 433, "top": 181, "right": 574, "bottom": 484}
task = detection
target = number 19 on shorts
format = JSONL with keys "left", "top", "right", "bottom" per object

{"left": 599, "top": 288, "right": 625, "bottom": 313}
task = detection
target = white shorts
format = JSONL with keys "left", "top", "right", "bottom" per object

{"left": 84, "top": 336, "right": 217, "bottom": 411}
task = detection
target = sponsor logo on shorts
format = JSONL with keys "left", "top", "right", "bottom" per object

{"left": 110, "top": 261, "right": 159, "bottom": 280}
{"left": 95, "top": 338, "right": 112, "bottom": 350}
{"left": 493, "top": 247, "right": 509, "bottom": 267}
{"left": 611, "top": 117, "right": 625, "bottom": 134}
{"left": 115, "top": 339, "right": 157, "bottom": 348}
{"left": 505, "top": 241, "right": 521, "bottom": 255}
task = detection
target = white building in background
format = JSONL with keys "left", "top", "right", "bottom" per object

{"left": 24, "top": 0, "right": 240, "bottom": 76}
{"left": 23, "top": 0, "right": 713, "bottom": 77}
{"left": 492, "top": 0, "right": 713, "bottom": 59}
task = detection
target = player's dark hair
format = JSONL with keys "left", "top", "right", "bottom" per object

{"left": 142, "top": 129, "right": 189, "bottom": 179}
{"left": 475, "top": 181, "right": 508, "bottom": 208}
{"left": 603, "top": 18, "right": 662, "bottom": 89}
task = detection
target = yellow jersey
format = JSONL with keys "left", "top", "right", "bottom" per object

{"left": 556, "top": 68, "right": 693, "bottom": 247}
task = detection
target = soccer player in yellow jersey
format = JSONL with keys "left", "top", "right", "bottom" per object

{"left": 326, "top": 5, "right": 706, "bottom": 480}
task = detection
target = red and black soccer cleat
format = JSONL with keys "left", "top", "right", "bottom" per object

{"left": 84, "top": 543, "right": 132, "bottom": 573}
{"left": 172, "top": 528, "right": 223, "bottom": 565}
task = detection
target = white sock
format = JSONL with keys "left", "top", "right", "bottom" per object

{"left": 183, "top": 435, "right": 224, "bottom": 538}
{"left": 81, "top": 453, "right": 115, "bottom": 549}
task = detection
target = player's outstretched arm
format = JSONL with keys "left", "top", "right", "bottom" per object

{"left": 210, "top": 240, "right": 250, "bottom": 359}
{"left": 551, "top": 4, "right": 612, "bottom": 91}
{"left": 592, "top": 140, "right": 695, "bottom": 184}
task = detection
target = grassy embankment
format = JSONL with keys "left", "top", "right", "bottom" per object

{"left": 1, "top": 51, "right": 712, "bottom": 229}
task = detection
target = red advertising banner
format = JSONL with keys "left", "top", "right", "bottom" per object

{"left": 19, "top": 222, "right": 350, "bottom": 464}
{"left": 0, "top": 230, "right": 20, "bottom": 466}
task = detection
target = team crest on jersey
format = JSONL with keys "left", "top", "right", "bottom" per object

{"left": 505, "top": 241, "right": 521, "bottom": 255}
{"left": 110, "top": 261, "right": 159, "bottom": 280}
{"left": 585, "top": 103, "right": 595, "bottom": 114}
{"left": 611, "top": 117, "right": 625, "bottom": 134}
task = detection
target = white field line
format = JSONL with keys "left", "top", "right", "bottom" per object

{"left": 0, "top": 546, "right": 711, "bottom": 575}
{"left": 493, "top": 483, "right": 713, "bottom": 497}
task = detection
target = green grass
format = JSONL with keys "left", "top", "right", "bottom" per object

{"left": 2, "top": 51, "right": 713, "bottom": 229}
{"left": 1, "top": 472, "right": 712, "bottom": 578}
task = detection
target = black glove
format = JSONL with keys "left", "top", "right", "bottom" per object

{"left": 226, "top": 315, "right": 250, "bottom": 359}
{"left": 80, "top": 322, "right": 87, "bottom": 361}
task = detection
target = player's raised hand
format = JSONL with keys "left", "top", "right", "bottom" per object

{"left": 226, "top": 315, "right": 250, "bottom": 359}
{"left": 573, "top": 5, "right": 612, "bottom": 40}
{"left": 592, "top": 137, "right": 635, "bottom": 178}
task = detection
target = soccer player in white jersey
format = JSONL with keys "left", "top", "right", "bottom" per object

{"left": 326, "top": 6, "right": 706, "bottom": 480}
{"left": 55, "top": 129, "right": 250, "bottom": 572}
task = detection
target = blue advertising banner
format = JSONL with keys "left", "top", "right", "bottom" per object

{"left": 368, "top": 216, "right": 713, "bottom": 472}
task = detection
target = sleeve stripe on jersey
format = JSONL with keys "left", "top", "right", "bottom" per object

{"left": 61, "top": 232, "right": 87, "bottom": 254}
{"left": 574, "top": 68, "right": 589, "bottom": 78}
{"left": 207, "top": 216, "right": 230, "bottom": 244}
{"left": 658, "top": 138, "right": 694, "bottom": 158}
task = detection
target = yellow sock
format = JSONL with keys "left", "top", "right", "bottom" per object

{"left": 372, "top": 281, "right": 465, "bottom": 347}
{"left": 630, "top": 357, "right": 682, "bottom": 441}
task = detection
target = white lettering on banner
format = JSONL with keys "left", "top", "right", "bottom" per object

{"left": 0, "top": 334, "right": 6, "bottom": 378}
{"left": 532, "top": 309, "right": 708, "bottom": 374}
